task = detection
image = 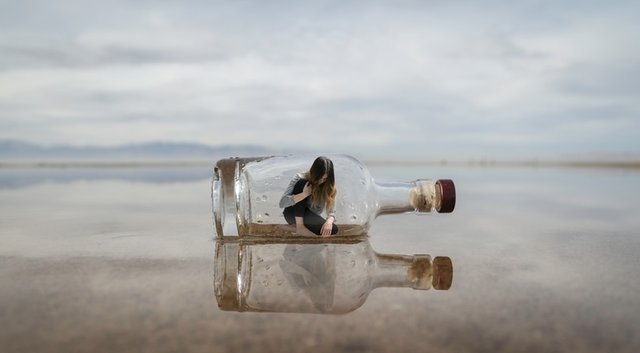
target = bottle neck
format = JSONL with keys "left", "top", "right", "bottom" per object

{"left": 372, "top": 254, "right": 433, "bottom": 290}
{"left": 374, "top": 180, "right": 440, "bottom": 216}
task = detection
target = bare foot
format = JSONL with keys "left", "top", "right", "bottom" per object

{"left": 276, "top": 224, "right": 296, "bottom": 234}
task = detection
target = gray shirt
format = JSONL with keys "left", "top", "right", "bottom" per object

{"left": 279, "top": 172, "right": 336, "bottom": 220}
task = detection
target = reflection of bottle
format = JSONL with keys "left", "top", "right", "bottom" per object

{"left": 212, "top": 155, "right": 456, "bottom": 237}
{"left": 214, "top": 238, "right": 453, "bottom": 314}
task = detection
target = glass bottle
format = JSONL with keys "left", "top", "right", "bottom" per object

{"left": 211, "top": 154, "right": 456, "bottom": 237}
{"left": 214, "top": 237, "right": 453, "bottom": 314}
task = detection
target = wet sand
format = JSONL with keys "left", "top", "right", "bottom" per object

{"left": 1, "top": 165, "right": 639, "bottom": 352}
{"left": 2, "top": 254, "right": 637, "bottom": 353}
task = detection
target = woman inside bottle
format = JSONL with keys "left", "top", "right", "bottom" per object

{"left": 279, "top": 156, "right": 338, "bottom": 237}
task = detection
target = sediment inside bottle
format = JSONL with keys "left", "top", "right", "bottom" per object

{"left": 223, "top": 223, "right": 368, "bottom": 239}
{"left": 410, "top": 181, "right": 438, "bottom": 213}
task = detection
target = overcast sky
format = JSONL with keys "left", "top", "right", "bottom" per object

{"left": 0, "top": 0, "right": 638, "bottom": 160}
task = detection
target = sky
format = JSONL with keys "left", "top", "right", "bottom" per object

{"left": 0, "top": 0, "right": 639, "bottom": 160}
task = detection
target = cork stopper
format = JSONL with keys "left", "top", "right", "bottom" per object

{"left": 436, "top": 179, "right": 456, "bottom": 213}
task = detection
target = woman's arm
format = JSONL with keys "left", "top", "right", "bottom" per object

{"left": 320, "top": 212, "right": 336, "bottom": 237}
{"left": 279, "top": 175, "right": 302, "bottom": 208}
{"left": 291, "top": 186, "right": 311, "bottom": 204}
{"left": 279, "top": 175, "right": 312, "bottom": 208}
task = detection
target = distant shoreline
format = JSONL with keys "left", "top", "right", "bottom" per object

{"left": 0, "top": 161, "right": 214, "bottom": 169}
{"left": 1, "top": 160, "right": 640, "bottom": 170}
{"left": 363, "top": 160, "right": 640, "bottom": 170}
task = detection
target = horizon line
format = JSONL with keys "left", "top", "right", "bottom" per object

{"left": 1, "top": 159, "right": 639, "bottom": 170}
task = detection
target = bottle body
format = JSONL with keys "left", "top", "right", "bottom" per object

{"left": 214, "top": 238, "right": 452, "bottom": 314}
{"left": 212, "top": 154, "right": 455, "bottom": 238}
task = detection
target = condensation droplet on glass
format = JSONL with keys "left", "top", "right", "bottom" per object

{"left": 350, "top": 215, "right": 358, "bottom": 221}
{"left": 264, "top": 212, "right": 270, "bottom": 217}
{"left": 350, "top": 260, "right": 356, "bottom": 267}
{"left": 265, "top": 265, "right": 271, "bottom": 270}
{"left": 277, "top": 280, "right": 284, "bottom": 286}
{"left": 257, "top": 257, "right": 264, "bottom": 263}
{"left": 261, "top": 195, "right": 268, "bottom": 201}
{"left": 257, "top": 220, "right": 263, "bottom": 224}
{"left": 262, "top": 280, "right": 269, "bottom": 287}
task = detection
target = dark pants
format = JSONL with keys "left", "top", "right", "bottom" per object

{"left": 283, "top": 179, "right": 338, "bottom": 236}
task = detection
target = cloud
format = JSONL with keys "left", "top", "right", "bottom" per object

{"left": 0, "top": 1, "right": 639, "bottom": 159}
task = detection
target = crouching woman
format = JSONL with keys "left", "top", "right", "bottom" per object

{"left": 279, "top": 156, "right": 338, "bottom": 237}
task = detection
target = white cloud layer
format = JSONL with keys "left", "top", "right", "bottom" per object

{"left": 1, "top": 0, "right": 639, "bottom": 159}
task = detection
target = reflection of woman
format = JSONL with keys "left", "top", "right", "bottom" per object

{"left": 279, "top": 156, "right": 338, "bottom": 237}
{"left": 280, "top": 244, "right": 337, "bottom": 312}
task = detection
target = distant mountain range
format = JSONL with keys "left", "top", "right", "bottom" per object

{"left": 0, "top": 140, "right": 282, "bottom": 161}
{"left": 2, "top": 140, "right": 638, "bottom": 168}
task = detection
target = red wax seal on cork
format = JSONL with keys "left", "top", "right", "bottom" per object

{"left": 436, "top": 179, "right": 456, "bottom": 213}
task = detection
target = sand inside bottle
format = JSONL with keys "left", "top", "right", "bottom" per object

{"left": 238, "top": 223, "right": 368, "bottom": 239}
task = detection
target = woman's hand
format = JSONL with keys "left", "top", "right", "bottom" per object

{"left": 292, "top": 182, "right": 312, "bottom": 204}
{"left": 302, "top": 182, "right": 312, "bottom": 197}
{"left": 321, "top": 218, "right": 334, "bottom": 237}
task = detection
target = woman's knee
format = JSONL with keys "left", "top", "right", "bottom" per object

{"left": 293, "top": 203, "right": 306, "bottom": 218}
{"left": 331, "top": 224, "right": 339, "bottom": 235}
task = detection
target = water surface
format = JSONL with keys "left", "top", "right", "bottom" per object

{"left": 1, "top": 164, "right": 638, "bottom": 352}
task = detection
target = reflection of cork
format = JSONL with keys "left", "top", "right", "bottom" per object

{"left": 432, "top": 256, "right": 453, "bottom": 290}
{"left": 408, "top": 255, "right": 453, "bottom": 290}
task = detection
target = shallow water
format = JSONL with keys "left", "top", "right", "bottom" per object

{"left": 1, "top": 164, "right": 639, "bottom": 352}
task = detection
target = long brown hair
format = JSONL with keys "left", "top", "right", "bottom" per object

{"left": 304, "top": 156, "right": 336, "bottom": 212}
